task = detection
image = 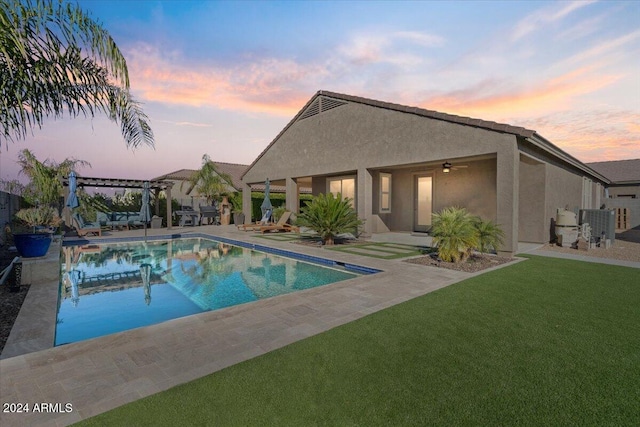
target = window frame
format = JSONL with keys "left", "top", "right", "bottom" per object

{"left": 379, "top": 172, "right": 392, "bottom": 213}
{"left": 326, "top": 175, "right": 357, "bottom": 207}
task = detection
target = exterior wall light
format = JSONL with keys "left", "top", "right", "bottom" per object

{"left": 442, "top": 162, "right": 451, "bottom": 173}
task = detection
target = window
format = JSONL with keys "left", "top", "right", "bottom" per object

{"left": 379, "top": 173, "right": 391, "bottom": 213}
{"left": 327, "top": 176, "right": 356, "bottom": 207}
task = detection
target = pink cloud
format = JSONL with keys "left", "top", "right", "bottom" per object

{"left": 126, "top": 44, "right": 312, "bottom": 116}
{"left": 511, "top": 0, "right": 597, "bottom": 42}
{"left": 513, "top": 110, "right": 640, "bottom": 162}
{"left": 423, "top": 65, "right": 622, "bottom": 119}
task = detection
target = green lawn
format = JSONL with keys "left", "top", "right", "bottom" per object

{"left": 327, "top": 242, "right": 423, "bottom": 259}
{"left": 80, "top": 256, "right": 640, "bottom": 426}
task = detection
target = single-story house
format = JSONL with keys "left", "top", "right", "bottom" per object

{"left": 587, "top": 159, "right": 640, "bottom": 230}
{"left": 241, "top": 90, "right": 610, "bottom": 256}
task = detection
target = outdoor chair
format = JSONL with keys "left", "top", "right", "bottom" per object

{"left": 259, "top": 211, "right": 299, "bottom": 233}
{"left": 71, "top": 213, "right": 102, "bottom": 237}
{"left": 237, "top": 208, "right": 273, "bottom": 231}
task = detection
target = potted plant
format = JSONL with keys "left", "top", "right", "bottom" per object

{"left": 12, "top": 206, "right": 63, "bottom": 258}
{"left": 230, "top": 193, "right": 244, "bottom": 225}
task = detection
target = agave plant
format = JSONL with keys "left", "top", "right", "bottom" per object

{"left": 430, "top": 207, "right": 479, "bottom": 263}
{"left": 296, "top": 193, "right": 363, "bottom": 245}
{"left": 472, "top": 217, "right": 505, "bottom": 254}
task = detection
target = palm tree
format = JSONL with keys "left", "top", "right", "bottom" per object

{"left": 0, "top": 0, "right": 153, "bottom": 148}
{"left": 184, "top": 154, "right": 235, "bottom": 205}
{"left": 17, "top": 148, "right": 90, "bottom": 207}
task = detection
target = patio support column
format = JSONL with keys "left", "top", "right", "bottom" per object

{"left": 285, "top": 177, "right": 299, "bottom": 213}
{"left": 154, "top": 189, "right": 160, "bottom": 216}
{"left": 357, "top": 167, "right": 373, "bottom": 235}
{"left": 242, "top": 182, "right": 252, "bottom": 224}
{"left": 496, "top": 147, "right": 519, "bottom": 256}
{"left": 166, "top": 186, "right": 172, "bottom": 230}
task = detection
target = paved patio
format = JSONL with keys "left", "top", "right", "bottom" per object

{"left": 1, "top": 225, "right": 509, "bottom": 426}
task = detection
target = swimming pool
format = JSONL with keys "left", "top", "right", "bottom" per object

{"left": 56, "top": 237, "right": 370, "bottom": 346}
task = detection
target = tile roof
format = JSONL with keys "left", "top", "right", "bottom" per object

{"left": 152, "top": 163, "right": 311, "bottom": 193}
{"left": 586, "top": 159, "right": 640, "bottom": 184}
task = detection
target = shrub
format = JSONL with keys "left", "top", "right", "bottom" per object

{"left": 430, "top": 207, "right": 479, "bottom": 263}
{"left": 472, "top": 217, "right": 505, "bottom": 255}
{"left": 15, "top": 206, "right": 62, "bottom": 233}
{"left": 296, "top": 193, "right": 363, "bottom": 245}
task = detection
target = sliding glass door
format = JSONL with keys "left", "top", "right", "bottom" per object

{"left": 414, "top": 175, "right": 433, "bottom": 232}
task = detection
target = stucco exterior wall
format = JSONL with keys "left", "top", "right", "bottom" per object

{"left": 243, "top": 100, "right": 520, "bottom": 253}
{"left": 434, "top": 159, "right": 497, "bottom": 220}
{"left": 243, "top": 102, "right": 516, "bottom": 184}
{"left": 544, "top": 162, "right": 584, "bottom": 239}
{"left": 608, "top": 185, "right": 640, "bottom": 199}
{"left": 519, "top": 155, "right": 546, "bottom": 243}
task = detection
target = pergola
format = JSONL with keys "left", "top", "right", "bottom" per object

{"left": 61, "top": 175, "right": 175, "bottom": 230}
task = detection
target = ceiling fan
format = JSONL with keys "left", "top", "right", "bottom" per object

{"left": 442, "top": 161, "right": 468, "bottom": 173}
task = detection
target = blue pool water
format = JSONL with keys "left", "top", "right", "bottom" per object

{"left": 56, "top": 237, "right": 363, "bottom": 345}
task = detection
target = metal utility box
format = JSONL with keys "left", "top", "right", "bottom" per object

{"left": 579, "top": 209, "right": 615, "bottom": 244}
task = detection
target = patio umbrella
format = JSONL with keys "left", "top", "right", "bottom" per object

{"left": 66, "top": 171, "right": 79, "bottom": 209}
{"left": 68, "top": 270, "right": 81, "bottom": 307}
{"left": 140, "top": 263, "right": 152, "bottom": 305}
{"left": 260, "top": 178, "right": 273, "bottom": 221}
{"left": 140, "top": 181, "right": 151, "bottom": 240}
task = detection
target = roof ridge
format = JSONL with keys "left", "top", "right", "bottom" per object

{"left": 213, "top": 161, "right": 249, "bottom": 167}
{"left": 317, "top": 90, "right": 536, "bottom": 138}
{"left": 586, "top": 159, "right": 640, "bottom": 164}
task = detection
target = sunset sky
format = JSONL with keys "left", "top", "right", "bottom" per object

{"left": 1, "top": 0, "right": 639, "bottom": 185}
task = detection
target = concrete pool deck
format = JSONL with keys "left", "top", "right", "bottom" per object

{"left": 0, "top": 225, "right": 516, "bottom": 426}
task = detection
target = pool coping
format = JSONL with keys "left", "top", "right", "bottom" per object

{"left": 63, "top": 232, "right": 383, "bottom": 275}
{"left": 1, "top": 225, "right": 495, "bottom": 426}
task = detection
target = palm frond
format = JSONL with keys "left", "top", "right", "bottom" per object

{"left": 0, "top": 0, "right": 153, "bottom": 148}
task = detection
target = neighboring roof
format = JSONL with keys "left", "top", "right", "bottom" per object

{"left": 153, "top": 163, "right": 312, "bottom": 193}
{"left": 241, "top": 90, "right": 609, "bottom": 184}
{"left": 153, "top": 162, "right": 248, "bottom": 191}
{"left": 586, "top": 159, "right": 640, "bottom": 184}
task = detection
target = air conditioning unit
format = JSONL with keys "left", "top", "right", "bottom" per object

{"left": 579, "top": 209, "right": 615, "bottom": 244}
